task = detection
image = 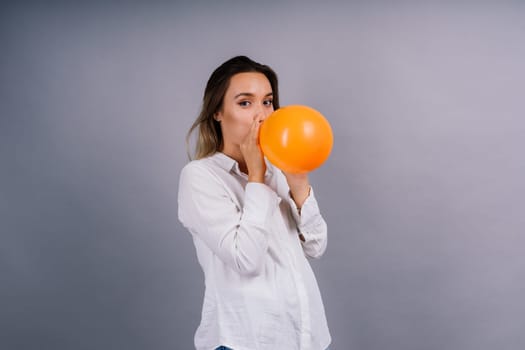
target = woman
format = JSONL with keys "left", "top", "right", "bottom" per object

{"left": 178, "top": 56, "right": 331, "bottom": 350}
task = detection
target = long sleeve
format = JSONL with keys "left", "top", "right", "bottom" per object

{"left": 286, "top": 187, "right": 328, "bottom": 259}
{"left": 178, "top": 162, "right": 280, "bottom": 277}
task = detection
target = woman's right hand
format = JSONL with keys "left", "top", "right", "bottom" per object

{"left": 240, "top": 115, "right": 266, "bottom": 183}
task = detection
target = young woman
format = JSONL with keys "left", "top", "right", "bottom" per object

{"left": 178, "top": 56, "right": 331, "bottom": 350}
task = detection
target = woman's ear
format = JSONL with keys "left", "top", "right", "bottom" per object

{"left": 214, "top": 111, "right": 222, "bottom": 122}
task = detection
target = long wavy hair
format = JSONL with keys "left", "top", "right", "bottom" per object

{"left": 186, "top": 56, "right": 280, "bottom": 160}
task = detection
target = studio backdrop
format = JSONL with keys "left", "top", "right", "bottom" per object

{"left": 1, "top": 1, "right": 524, "bottom": 349}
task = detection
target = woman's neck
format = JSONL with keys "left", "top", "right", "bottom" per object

{"left": 221, "top": 145, "right": 247, "bottom": 174}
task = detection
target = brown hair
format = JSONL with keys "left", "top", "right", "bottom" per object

{"left": 186, "top": 56, "right": 280, "bottom": 159}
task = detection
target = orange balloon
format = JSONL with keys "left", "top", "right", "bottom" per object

{"left": 259, "top": 105, "right": 333, "bottom": 173}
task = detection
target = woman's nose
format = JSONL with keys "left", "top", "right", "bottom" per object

{"left": 254, "top": 106, "right": 264, "bottom": 120}
{"left": 260, "top": 107, "right": 272, "bottom": 120}
{"left": 254, "top": 103, "right": 272, "bottom": 120}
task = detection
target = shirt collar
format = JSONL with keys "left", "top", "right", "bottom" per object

{"left": 211, "top": 152, "right": 237, "bottom": 172}
{"left": 211, "top": 152, "right": 274, "bottom": 178}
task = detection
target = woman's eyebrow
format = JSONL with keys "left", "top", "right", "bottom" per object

{"left": 234, "top": 92, "right": 273, "bottom": 99}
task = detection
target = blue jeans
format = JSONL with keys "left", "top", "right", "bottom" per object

{"left": 216, "top": 347, "right": 330, "bottom": 350}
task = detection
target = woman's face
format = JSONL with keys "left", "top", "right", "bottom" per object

{"left": 215, "top": 72, "right": 274, "bottom": 149}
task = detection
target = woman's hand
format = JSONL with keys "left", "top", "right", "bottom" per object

{"left": 240, "top": 116, "right": 266, "bottom": 183}
{"left": 283, "top": 171, "right": 310, "bottom": 210}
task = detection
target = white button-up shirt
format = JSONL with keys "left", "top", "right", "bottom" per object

{"left": 178, "top": 152, "right": 331, "bottom": 350}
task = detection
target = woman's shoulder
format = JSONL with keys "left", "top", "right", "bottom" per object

{"left": 181, "top": 157, "right": 208, "bottom": 169}
{"left": 179, "top": 153, "right": 235, "bottom": 196}
{"left": 180, "top": 157, "right": 213, "bottom": 176}
{"left": 179, "top": 159, "right": 216, "bottom": 194}
{"left": 180, "top": 153, "right": 229, "bottom": 182}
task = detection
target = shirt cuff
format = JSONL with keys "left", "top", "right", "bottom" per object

{"left": 287, "top": 187, "right": 321, "bottom": 226}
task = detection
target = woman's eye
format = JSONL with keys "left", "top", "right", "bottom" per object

{"left": 263, "top": 100, "right": 273, "bottom": 106}
{"left": 239, "top": 101, "right": 251, "bottom": 107}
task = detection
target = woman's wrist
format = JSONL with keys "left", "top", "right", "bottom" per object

{"left": 248, "top": 173, "right": 265, "bottom": 183}
{"left": 289, "top": 185, "right": 310, "bottom": 210}
{"left": 284, "top": 173, "right": 310, "bottom": 207}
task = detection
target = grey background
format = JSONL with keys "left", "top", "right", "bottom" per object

{"left": 1, "top": 1, "right": 524, "bottom": 349}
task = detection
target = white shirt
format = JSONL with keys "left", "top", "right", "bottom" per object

{"left": 178, "top": 152, "right": 331, "bottom": 350}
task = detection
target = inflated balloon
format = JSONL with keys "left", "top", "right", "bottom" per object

{"left": 259, "top": 105, "right": 333, "bottom": 173}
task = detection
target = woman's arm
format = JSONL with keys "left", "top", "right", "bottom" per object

{"left": 283, "top": 172, "right": 328, "bottom": 259}
{"left": 178, "top": 163, "right": 279, "bottom": 277}
{"left": 284, "top": 172, "right": 310, "bottom": 212}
